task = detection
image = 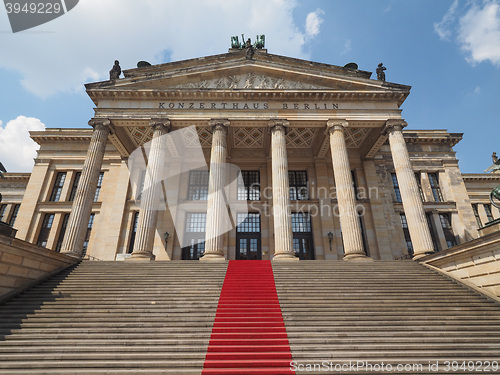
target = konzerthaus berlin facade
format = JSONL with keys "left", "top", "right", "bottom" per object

{"left": 1, "top": 48, "right": 499, "bottom": 261}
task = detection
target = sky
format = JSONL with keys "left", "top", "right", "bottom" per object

{"left": 0, "top": 0, "right": 499, "bottom": 173}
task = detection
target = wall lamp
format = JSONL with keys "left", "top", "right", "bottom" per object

{"left": 163, "top": 231, "right": 170, "bottom": 248}
{"left": 327, "top": 231, "right": 334, "bottom": 251}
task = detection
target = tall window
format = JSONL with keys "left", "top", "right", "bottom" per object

{"left": 472, "top": 204, "right": 482, "bottom": 228}
{"left": 182, "top": 213, "right": 207, "bottom": 260}
{"left": 37, "top": 213, "right": 55, "bottom": 248}
{"left": 415, "top": 172, "right": 425, "bottom": 201}
{"left": 134, "top": 170, "right": 146, "bottom": 201}
{"left": 428, "top": 173, "right": 443, "bottom": 202}
{"left": 237, "top": 171, "right": 260, "bottom": 200}
{"left": 82, "top": 214, "right": 95, "bottom": 257}
{"left": 8, "top": 204, "right": 20, "bottom": 227}
{"left": 127, "top": 212, "right": 139, "bottom": 254}
{"left": 352, "top": 170, "right": 360, "bottom": 200}
{"left": 289, "top": 171, "right": 308, "bottom": 200}
{"left": 484, "top": 204, "right": 494, "bottom": 222}
{"left": 425, "top": 213, "right": 439, "bottom": 252}
{"left": 439, "top": 213, "right": 457, "bottom": 248}
{"left": 69, "top": 172, "right": 81, "bottom": 201}
{"left": 358, "top": 214, "right": 369, "bottom": 256}
{"left": 55, "top": 214, "right": 70, "bottom": 253}
{"left": 391, "top": 173, "right": 402, "bottom": 203}
{"left": 0, "top": 204, "right": 7, "bottom": 222}
{"left": 400, "top": 213, "right": 413, "bottom": 256}
{"left": 188, "top": 170, "right": 209, "bottom": 200}
{"left": 49, "top": 172, "right": 66, "bottom": 202}
{"left": 237, "top": 213, "right": 261, "bottom": 232}
{"left": 94, "top": 172, "right": 104, "bottom": 202}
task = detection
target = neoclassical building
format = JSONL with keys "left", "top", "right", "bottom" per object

{"left": 1, "top": 48, "right": 499, "bottom": 261}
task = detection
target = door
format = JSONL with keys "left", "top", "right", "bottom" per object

{"left": 236, "top": 213, "right": 261, "bottom": 260}
{"left": 293, "top": 233, "right": 314, "bottom": 260}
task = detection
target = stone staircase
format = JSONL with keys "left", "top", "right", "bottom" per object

{"left": 273, "top": 261, "right": 500, "bottom": 374}
{"left": 0, "top": 260, "right": 499, "bottom": 374}
{"left": 0, "top": 261, "right": 228, "bottom": 374}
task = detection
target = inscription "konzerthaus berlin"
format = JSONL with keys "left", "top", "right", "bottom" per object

{"left": 158, "top": 102, "right": 339, "bottom": 110}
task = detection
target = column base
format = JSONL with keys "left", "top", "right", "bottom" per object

{"left": 272, "top": 252, "right": 300, "bottom": 261}
{"left": 126, "top": 251, "right": 156, "bottom": 261}
{"left": 61, "top": 251, "right": 82, "bottom": 259}
{"left": 412, "top": 252, "right": 434, "bottom": 261}
{"left": 343, "top": 253, "right": 372, "bottom": 261}
{"left": 200, "top": 252, "right": 226, "bottom": 262}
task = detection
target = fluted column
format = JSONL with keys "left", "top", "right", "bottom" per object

{"left": 201, "top": 119, "right": 230, "bottom": 261}
{"left": 269, "top": 119, "right": 297, "bottom": 261}
{"left": 129, "top": 119, "right": 171, "bottom": 261}
{"left": 385, "top": 119, "right": 434, "bottom": 259}
{"left": 61, "top": 118, "right": 112, "bottom": 257}
{"left": 327, "top": 120, "right": 367, "bottom": 260}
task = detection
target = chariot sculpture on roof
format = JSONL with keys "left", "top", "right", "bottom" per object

{"left": 231, "top": 34, "right": 265, "bottom": 49}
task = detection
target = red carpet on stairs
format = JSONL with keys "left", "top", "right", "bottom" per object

{"left": 202, "top": 260, "right": 295, "bottom": 375}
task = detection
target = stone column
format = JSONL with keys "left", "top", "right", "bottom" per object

{"left": 327, "top": 120, "right": 367, "bottom": 260}
{"left": 129, "top": 119, "right": 171, "bottom": 261}
{"left": 201, "top": 119, "right": 230, "bottom": 261}
{"left": 269, "top": 119, "right": 296, "bottom": 261}
{"left": 61, "top": 118, "right": 112, "bottom": 258}
{"left": 385, "top": 119, "right": 434, "bottom": 259}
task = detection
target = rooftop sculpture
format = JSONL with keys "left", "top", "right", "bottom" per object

{"left": 109, "top": 60, "right": 121, "bottom": 80}
{"left": 231, "top": 34, "right": 265, "bottom": 50}
{"left": 484, "top": 152, "right": 500, "bottom": 173}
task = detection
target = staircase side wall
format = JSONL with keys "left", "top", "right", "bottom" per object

{"left": 421, "top": 229, "right": 500, "bottom": 301}
{"left": 0, "top": 231, "right": 78, "bottom": 301}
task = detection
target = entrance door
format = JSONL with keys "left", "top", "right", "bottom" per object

{"left": 182, "top": 238, "right": 205, "bottom": 260}
{"left": 293, "top": 234, "right": 314, "bottom": 260}
{"left": 236, "top": 213, "right": 261, "bottom": 260}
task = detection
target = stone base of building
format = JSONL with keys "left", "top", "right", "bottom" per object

{"left": 126, "top": 251, "right": 156, "bottom": 261}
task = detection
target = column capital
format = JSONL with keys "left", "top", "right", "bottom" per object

{"left": 149, "top": 118, "right": 171, "bottom": 132}
{"left": 327, "top": 119, "right": 348, "bottom": 133}
{"left": 268, "top": 119, "right": 290, "bottom": 133}
{"left": 209, "top": 119, "right": 230, "bottom": 133}
{"left": 88, "top": 118, "right": 113, "bottom": 133}
{"left": 383, "top": 119, "right": 408, "bottom": 134}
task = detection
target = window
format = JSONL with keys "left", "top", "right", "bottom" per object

{"left": 415, "top": 172, "right": 425, "bottom": 201}
{"left": 0, "top": 204, "right": 7, "bottom": 222}
{"left": 472, "top": 204, "right": 482, "bottom": 228}
{"left": 82, "top": 213, "right": 95, "bottom": 257}
{"left": 358, "top": 214, "right": 369, "bottom": 256}
{"left": 134, "top": 170, "right": 146, "bottom": 201}
{"left": 400, "top": 213, "right": 413, "bottom": 256}
{"left": 69, "top": 172, "right": 81, "bottom": 201}
{"left": 237, "top": 171, "right": 260, "bottom": 201}
{"left": 484, "top": 204, "right": 494, "bottom": 222}
{"left": 352, "top": 170, "right": 360, "bottom": 200}
{"left": 188, "top": 170, "right": 209, "bottom": 200}
{"left": 55, "top": 214, "right": 70, "bottom": 253}
{"left": 94, "top": 172, "right": 104, "bottom": 202}
{"left": 391, "top": 173, "right": 402, "bottom": 203}
{"left": 425, "top": 213, "right": 439, "bottom": 252}
{"left": 289, "top": 171, "right": 308, "bottom": 200}
{"left": 182, "top": 213, "right": 207, "bottom": 260}
{"left": 37, "top": 214, "right": 55, "bottom": 248}
{"left": 439, "top": 213, "right": 457, "bottom": 248}
{"left": 236, "top": 213, "right": 261, "bottom": 232}
{"left": 428, "top": 173, "right": 443, "bottom": 202}
{"left": 127, "top": 212, "right": 139, "bottom": 254}
{"left": 49, "top": 172, "right": 66, "bottom": 202}
{"left": 8, "top": 204, "right": 20, "bottom": 227}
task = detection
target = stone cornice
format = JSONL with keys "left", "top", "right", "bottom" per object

{"left": 0, "top": 173, "right": 30, "bottom": 181}
{"left": 30, "top": 129, "right": 93, "bottom": 145}
{"left": 462, "top": 173, "right": 500, "bottom": 181}
{"left": 402, "top": 130, "right": 463, "bottom": 147}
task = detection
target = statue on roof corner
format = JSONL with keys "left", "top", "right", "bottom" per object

{"left": 484, "top": 152, "right": 500, "bottom": 173}
{"left": 376, "top": 63, "right": 386, "bottom": 81}
{"left": 245, "top": 38, "right": 255, "bottom": 59}
{"left": 0, "top": 162, "right": 6, "bottom": 180}
{"left": 109, "top": 60, "right": 121, "bottom": 81}
{"left": 230, "top": 34, "right": 265, "bottom": 51}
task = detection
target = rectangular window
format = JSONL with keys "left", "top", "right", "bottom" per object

{"left": 392, "top": 173, "right": 402, "bottom": 203}
{"left": 400, "top": 213, "right": 413, "bottom": 256}
{"left": 94, "top": 172, "right": 104, "bottom": 202}
{"left": 135, "top": 170, "right": 146, "bottom": 201}
{"left": 439, "top": 213, "right": 457, "bottom": 248}
{"left": 185, "top": 213, "right": 207, "bottom": 232}
{"left": 0, "top": 204, "right": 7, "bottom": 221}
{"left": 425, "top": 213, "right": 439, "bottom": 252}
{"left": 291, "top": 212, "right": 312, "bottom": 232}
{"left": 289, "top": 171, "right": 308, "bottom": 200}
{"left": 428, "top": 173, "right": 443, "bottom": 202}
{"left": 472, "top": 204, "right": 482, "bottom": 228}
{"left": 237, "top": 171, "right": 260, "bottom": 201}
{"left": 37, "top": 213, "right": 55, "bottom": 248}
{"left": 127, "top": 212, "right": 139, "bottom": 254}
{"left": 237, "top": 213, "right": 261, "bottom": 232}
{"left": 8, "top": 204, "right": 20, "bottom": 227}
{"left": 49, "top": 172, "right": 66, "bottom": 202}
{"left": 352, "top": 170, "right": 360, "bottom": 200}
{"left": 69, "top": 172, "right": 81, "bottom": 201}
{"left": 415, "top": 172, "right": 425, "bottom": 201}
{"left": 358, "top": 215, "right": 369, "bottom": 256}
{"left": 82, "top": 213, "right": 95, "bottom": 257}
{"left": 188, "top": 170, "right": 209, "bottom": 200}
{"left": 55, "top": 213, "right": 70, "bottom": 253}
{"left": 484, "top": 204, "right": 494, "bottom": 222}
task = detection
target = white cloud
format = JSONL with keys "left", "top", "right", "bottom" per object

{"left": 0, "top": 0, "right": 321, "bottom": 98}
{"left": 340, "top": 39, "right": 352, "bottom": 55}
{"left": 0, "top": 116, "right": 45, "bottom": 172}
{"left": 434, "top": 0, "right": 459, "bottom": 41}
{"left": 458, "top": 1, "right": 500, "bottom": 65}
{"left": 305, "top": 8, "right": 325, "bottom": 38}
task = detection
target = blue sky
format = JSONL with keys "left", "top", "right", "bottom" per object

{"left": 0, "top": 0, "right": 499, "bottom": 173}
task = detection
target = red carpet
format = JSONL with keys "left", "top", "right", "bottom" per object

{"left": 202, "top": 260, "right": 295, "bottom": 375}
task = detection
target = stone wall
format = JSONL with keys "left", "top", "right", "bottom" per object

{"left": 421, "top": 229, "right": 500, "bottom": 301}
{"left": 0, "top": 223, "right": 78, "bottom": 301}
